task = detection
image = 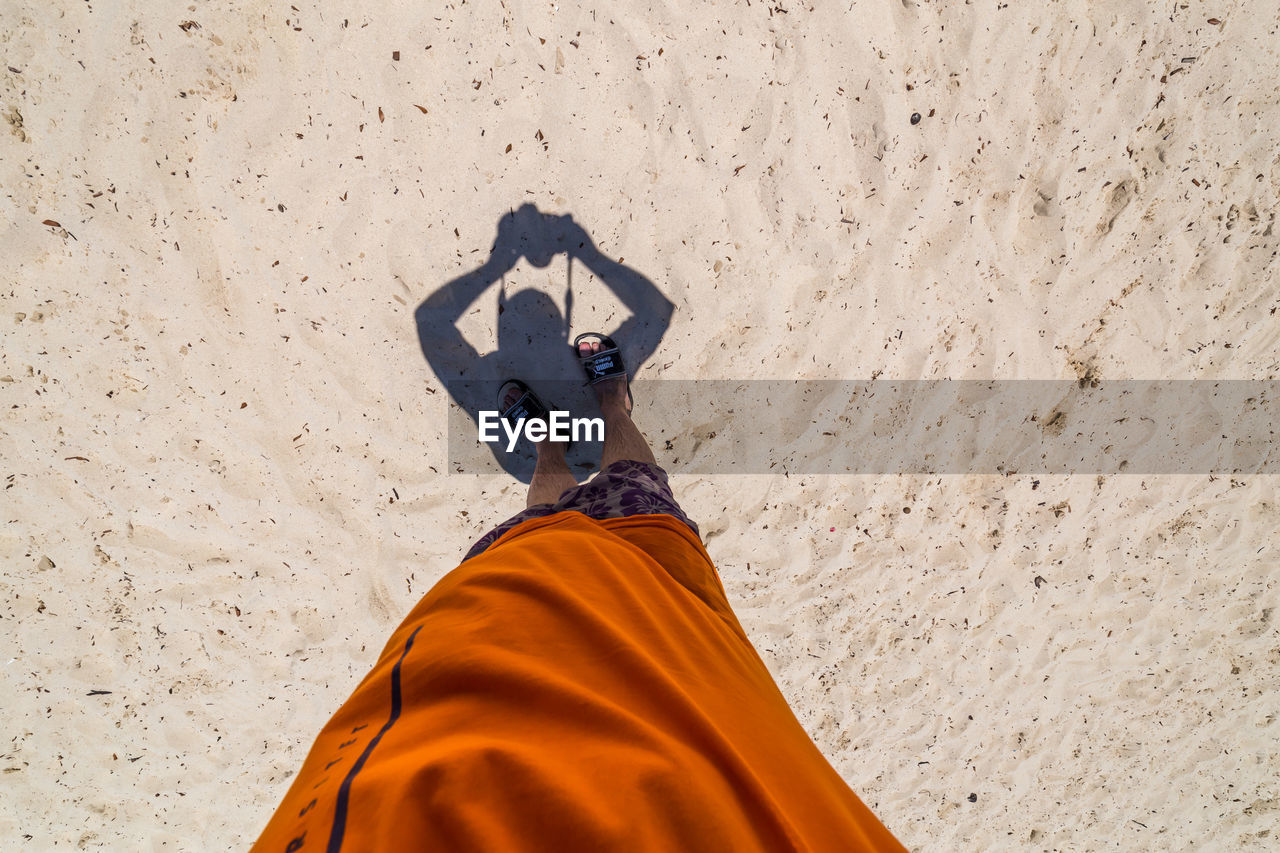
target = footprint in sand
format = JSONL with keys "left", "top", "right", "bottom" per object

{"left": 1095, "top": 178, "right": 1137, "bottom": 237}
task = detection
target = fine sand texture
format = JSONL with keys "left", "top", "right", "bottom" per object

{"left": 4, "top": 1, "right": 1278, "bottom": 849}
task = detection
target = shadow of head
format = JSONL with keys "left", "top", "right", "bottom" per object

{"left": 492, "top": 288, "right": 572, "bottom": 380}
{"left": 498, "top": 288, "right": 562, "bottom": 347}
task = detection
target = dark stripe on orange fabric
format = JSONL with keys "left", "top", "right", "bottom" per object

{"left": 326, "top": 626, "right": 422, "bottom": 853}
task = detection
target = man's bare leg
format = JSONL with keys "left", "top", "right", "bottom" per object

{"left": 527, "top": 442, "right": 577, "bottom": 507}
{"left": 502, "top": 385, "right": 577, "bottom": 507}
{"left": 579, "top": 340, "right": 657, "bottom": 468}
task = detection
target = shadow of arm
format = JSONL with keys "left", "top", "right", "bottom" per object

{"left": 415, "top": 257, "right": 513, "bottom": 377}
{"left": 573, "top": 246, "right": 675, "bottom": 371}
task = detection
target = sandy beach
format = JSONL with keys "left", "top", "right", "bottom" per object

{"left": 4, "top": 0, "right": 1278, "bottom": 849}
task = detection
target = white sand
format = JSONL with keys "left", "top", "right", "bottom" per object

{"left": 4, "top": 1, "right": 1278, "bottom": 848}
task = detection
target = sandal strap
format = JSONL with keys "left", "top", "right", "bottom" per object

{"left": 573, "top": 333, "right": 627, "bottom": 385}
{"left": 582, "top": 349, "right": 624, "bottom": 383}
{"left": 495, "top": 379, "right": 576, "bottom": 451}
{"left": 499, "top": 381, "right": 549, "bottom": 424}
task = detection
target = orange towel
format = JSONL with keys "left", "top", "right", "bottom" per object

{"left": 251, "top": 512, "right": 906, "bottom": 852}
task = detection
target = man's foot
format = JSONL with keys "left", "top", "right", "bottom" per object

{"left": 500, "top": 382, "right": 568, "bottom": 453}
{"left": 577, "top": 338, "right": 632, "bottom": 415}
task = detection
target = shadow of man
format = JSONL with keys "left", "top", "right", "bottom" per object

{"left": 415, "top": 204, "right": 674, "bottom": 482}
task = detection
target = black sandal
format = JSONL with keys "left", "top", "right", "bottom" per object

{"left": 573, "top": 332, "right": 632, "bottom": 410}
{"left": 497, "top": 379, "right": 573, "bottom": 449}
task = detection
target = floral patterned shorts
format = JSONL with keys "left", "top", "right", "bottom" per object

{"left": 464, "top": 460, "right": 701, "bottom": 562}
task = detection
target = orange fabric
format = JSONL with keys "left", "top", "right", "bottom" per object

{"left": 251, "top": 512, "right": 905, "bottom": 853}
